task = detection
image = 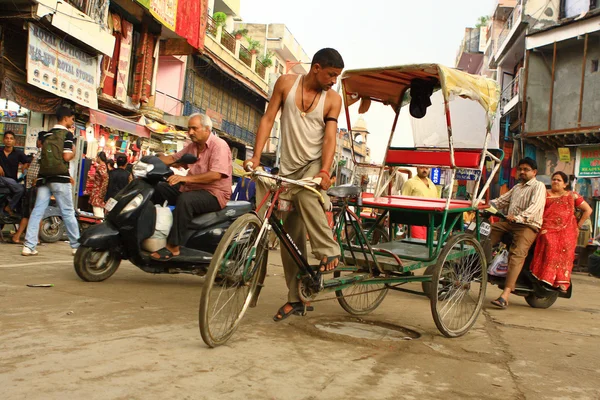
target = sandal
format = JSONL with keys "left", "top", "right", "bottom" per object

{"left": 491, "top": 297, "right": 508, "bottom": 309}
{"left": 273, "top": 302, "right": 314, "bottom": 322}
{"left": 317, "top": 255, "right": 341, "bottom": 274}
{"left": 150, "top": 248, "right": 178, "bottom": 261}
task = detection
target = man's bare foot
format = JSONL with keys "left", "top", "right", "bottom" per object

{"left": 319, "top": 256, "right": 340, "bottom": 272}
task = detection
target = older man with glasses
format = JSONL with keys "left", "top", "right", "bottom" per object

{"left": 488, "top": 157, "right": 547, "bottom": 309}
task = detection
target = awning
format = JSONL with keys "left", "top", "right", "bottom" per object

{"left": 89, "top": 109, "right": 150, "bottom": 138}
{"left": 35, "top": 0, "right": 116, "bottom": 56}
{"left": 145, "top": 120, "right": 188, "bottom": 139}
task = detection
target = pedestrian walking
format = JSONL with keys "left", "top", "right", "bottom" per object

{"left": 22, "top": 106, "right": 80, "bottom": 256}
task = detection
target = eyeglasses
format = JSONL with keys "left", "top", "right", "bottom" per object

{"left": 518, "top": 167, "right": 533, "bottom": 172}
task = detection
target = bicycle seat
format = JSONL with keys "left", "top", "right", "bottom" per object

{"left": 189, "top": 201, "right": 252, "bottom": 230}
{"left": 327, "top": 185, "right": 362, "bottom": 198}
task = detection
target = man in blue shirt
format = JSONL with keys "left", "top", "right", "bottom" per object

{"left": 0, "top": 131, "right": 28, "bottom": 215}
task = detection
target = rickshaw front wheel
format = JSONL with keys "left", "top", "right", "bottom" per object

{"left": 430, "top": 233, "right": 487, "bottom": 338}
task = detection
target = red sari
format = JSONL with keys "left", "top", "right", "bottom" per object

{"left": 530, "top": 192, "right": 583, "bottom": 290}
{"left": 89, "top": 163, "right": 108, "bottom": 208}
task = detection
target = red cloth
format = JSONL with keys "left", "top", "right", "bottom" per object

{"left": 530, "top": 192, "right": 584, "bottom": 290}
{"left": 89, "top": 162, "right": 108, "bottom": 208}
{"left": 131, "top": 30, "right": 155, "bottom": 104}
{"left": 176, "top": 0, "right": 201, "bottom": 49}
{"left": 411, "top": 226, "right": 427, "bottom": 240}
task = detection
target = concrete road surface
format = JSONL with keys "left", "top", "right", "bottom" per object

{"left": 1, "top": 241, "right": 599, "bottom": 400}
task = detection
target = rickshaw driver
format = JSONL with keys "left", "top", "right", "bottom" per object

{"left": 244, "top": 48, "right": 344, "bottom": 321}
{"left": 488, "top": 157, "right": 546, "bottom": 309}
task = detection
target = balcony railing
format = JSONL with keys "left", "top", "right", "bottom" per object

{"left": 206, "top": 15, "right": 218, "bottom": 37}
{"left": 501, "top": 70, "right": 521, "bottom": 113}
{"left": 239, "top": 45, "right": 252, "bottom": 68}
{"left": 496, "top": 2, "right": 523, "bottom": 53}
{"left": 255, "top": 59, "right": 267, "bottom": 79}
{"left": 220, "top": 30, "right": 236, "bottom": 53}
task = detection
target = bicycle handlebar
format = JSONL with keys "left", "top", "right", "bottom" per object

{"left": 243, "top": 167, "right": 325, "bottom": 205}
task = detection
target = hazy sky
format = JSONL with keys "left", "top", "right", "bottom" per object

{"left": 241, "top": 0, "right": 496, "bottom": 162}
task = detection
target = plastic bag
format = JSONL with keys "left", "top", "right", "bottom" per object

{"left": 488, "top": 249, "right": 509, "bottom": 277}
{"left": 141, "top": 203, "right": 173, "bottom": 252}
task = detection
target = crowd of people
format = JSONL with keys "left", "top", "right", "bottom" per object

{"left": 0, "top": 107, "right": 132, "bottom": 253}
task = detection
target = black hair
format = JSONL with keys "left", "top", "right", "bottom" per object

{"left": 37, "top": 131, "right": 47, "bottom": 142}
{"left": 116, "top": 155, "right": 127, "bottom": 167}
{"left": 56, "top": 106, "right": 74, "bottom": 121}
{"left": 518, "top": 157, "right": 537, "bottom": 171}
{"left": 3, "top": 130, "right": 15, "bottom": 139}
{"left": 311, "top": 48, "right": 344, "bottom": 69}
{"left": 97, "top": 151, "right": 108, "bottom": 165}
{"left": 552, "top": 171, "right": 571, "bottom": 190}
{"left": 270, "top": 167, "right": 279, "bottom": 175}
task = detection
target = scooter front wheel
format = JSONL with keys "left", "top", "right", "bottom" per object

{"left": 40, "top": 216, "right": 65, "bottom": 243}
{"left": 74, "top": 246, "right": 121, "bottom": 282}
{"left": 199, "top": 213, "right": 268, "bottom": 348}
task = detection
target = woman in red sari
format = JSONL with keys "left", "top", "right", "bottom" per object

{"left": 530, "top": 172, "right": 592, "bottom": 291}
{"left": 89, "top": 151, "right": 109, "bottom": 218}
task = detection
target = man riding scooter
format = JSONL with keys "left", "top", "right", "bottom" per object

{"left": 488, "top": 157, "right": 546, "bottom": 309}
{"left": 150, "top": 113, "right": 232, "bottom": 261}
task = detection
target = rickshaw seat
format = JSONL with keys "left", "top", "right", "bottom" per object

{"left": 327, "top": 185, "right": 362, "bottom": 198}
{"left": 385, "top": 148, "right": 482, "bottom": 168}
{"left": 361, "top": 195, "right": 482, "bottom": 212}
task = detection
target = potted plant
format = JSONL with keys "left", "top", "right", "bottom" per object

{"left": 247, "top": 38, "right": 261, "bottom": 55}
{"left": 259, "top": 51, "right": 275, "bottom": 68}
{"left": 232, "top": 28, "right": 248, "bottom": 40}
{"left": 213, "top": 12, "right": 227, "bottom": 28}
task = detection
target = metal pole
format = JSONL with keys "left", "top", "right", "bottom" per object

{"left": 548, "top": 42, "right": 557, "bottom": 131}
{"left": 577, "top": 33, "right": 589, "bottom": 128}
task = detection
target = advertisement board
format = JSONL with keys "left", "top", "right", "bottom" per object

{"left": 577, "top": 146, "right": 600, "bottom": 177}
{"left": 26, "top": 24, "right": 98, "bottom": 109}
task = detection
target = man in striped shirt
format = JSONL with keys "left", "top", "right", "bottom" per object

{"left": 489, "top": 157, "right": 546, "bottom": 309}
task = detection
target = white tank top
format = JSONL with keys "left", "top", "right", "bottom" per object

{"left": 279, "top": 75, "right": 326, "bottom": 176}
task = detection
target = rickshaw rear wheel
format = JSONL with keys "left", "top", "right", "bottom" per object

{"left": 430, "top": 233, "right": 487, "bottom": 338}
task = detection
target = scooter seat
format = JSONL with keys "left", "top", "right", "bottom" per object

{"left": 189, "top": 201, "right": 252, "bottom": 230}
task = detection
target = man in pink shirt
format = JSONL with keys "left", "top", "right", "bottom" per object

{"left": 151, "top": 114, "right": 232, "bottom": 260}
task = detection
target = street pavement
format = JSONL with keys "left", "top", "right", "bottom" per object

{"left": 1, "top": 241, "right": 600, "bottom": 400}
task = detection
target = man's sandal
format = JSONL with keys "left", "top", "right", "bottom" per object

{"left": 318, "top": 255, "right": 341, "bottom": 274}
{"left": 150, "top": 248, "right": 178, "bottom": 261}
{"left": 273, "top": 302, "right": 314, "bottom": 322}
{"left": 491, "top": 297, "right": 508, "bottom": 309}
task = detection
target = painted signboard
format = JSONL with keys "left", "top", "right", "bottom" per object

{"left": 137, "top": 0, "right": 178, "bottom": 32}
{"left": 115, "top": 20, "right": 134, "bottom": 103}
{"left": 430, "top": 168, "right": 441, "bottom": 185}
{"left": 577, "top": 146, "right": 600, "bottom": 177}
{"left": 26, "top": 24, "right": 98, "bottom": 109}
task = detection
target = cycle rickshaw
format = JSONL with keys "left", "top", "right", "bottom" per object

{"left": 198, "top": 64, "right": 502, "bottom": 347}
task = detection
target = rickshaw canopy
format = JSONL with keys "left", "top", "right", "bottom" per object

{"left": 341, "top": 64, "right": 500, "bottom": 121}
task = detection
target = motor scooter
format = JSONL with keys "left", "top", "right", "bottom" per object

{"left": 74, "top": 155, "right": 252, "bottom": 282}
{"left": 476, "top": 209, "right": 572, "bottom": 308}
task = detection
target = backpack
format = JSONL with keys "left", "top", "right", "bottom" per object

{"left": 39, "top": 129, "right": 69, "bottom": 177}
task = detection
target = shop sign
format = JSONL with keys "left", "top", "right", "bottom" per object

{"left": 206, "top": 109, "right": 223, "bottom": 130}
{"left": 430, "top": 168, "right": 441, "bottom": 185}
{"left": 577, "top": 146, "right": 600, "bottom": 177}
{"left": 136, "top": 0, "right": 178, "bottom": 32}
{"left": 115, "top": 20, "right": 134, "bottom": 103}
{"left": 455, "top": 168, "right": 481, "bottom": 181}
{"left": 26, "top": 24, "right": 98, "bottom": 109}
{"left": 558, "top": 147, "right": 571, "bottom": 162}
{"left": 1, "top": 76, "right": 62, "bottom": 114}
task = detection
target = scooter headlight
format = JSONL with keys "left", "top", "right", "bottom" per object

{"left": 120, "top": 194, "right": 144, "bottom": 214}
{"left": 133, "top": 161, "right": 154, "bottom": 178}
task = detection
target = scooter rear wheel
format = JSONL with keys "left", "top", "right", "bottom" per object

{"left": 525, "top": 292, "right": 559, "bottom": 309}
{"left": 40, "top": 216, "right": 65, "bottom": 243}
{"left": 199, "top": 214, "right": 267, "bottom": 348}
{"left": 74, "top": 246, "right": 121, "bottom": 282}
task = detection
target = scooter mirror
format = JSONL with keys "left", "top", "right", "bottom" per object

{"left": 179, "top": 153, "right": 198, "bottom": 165}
